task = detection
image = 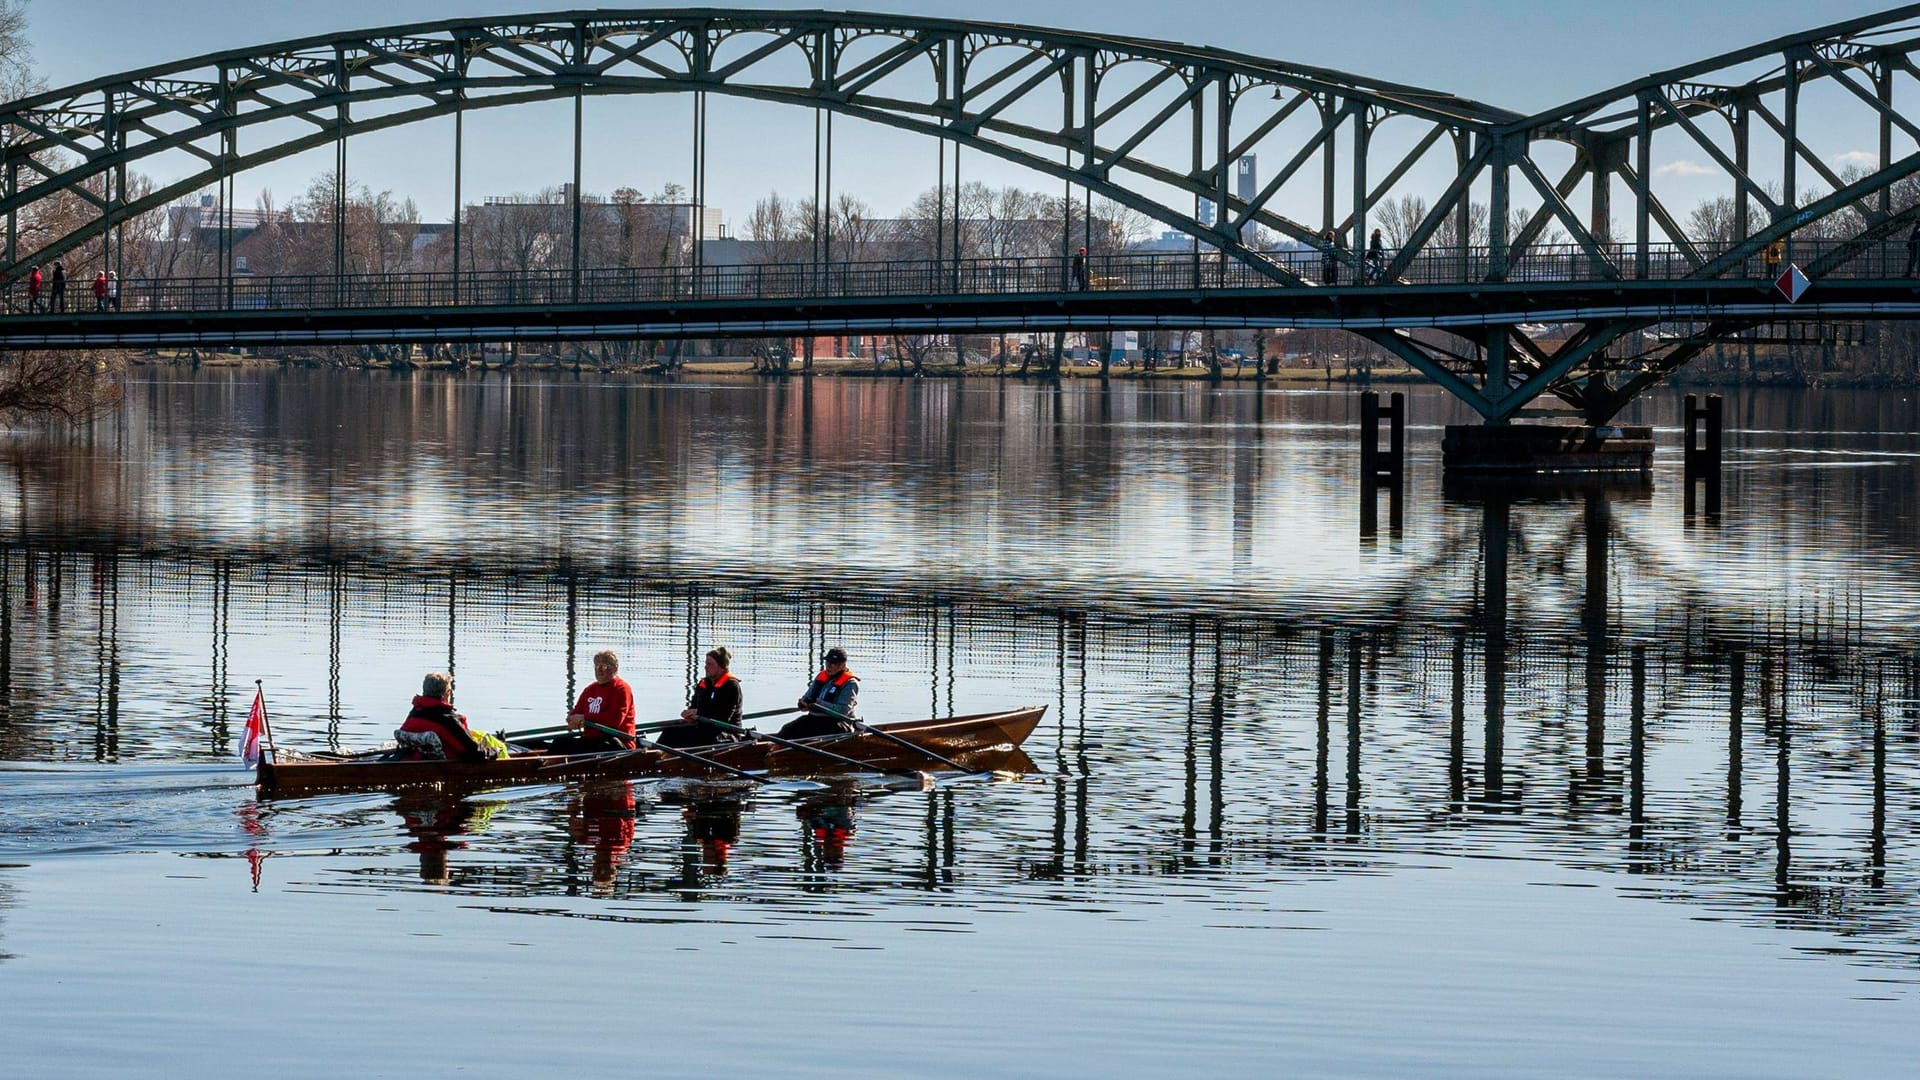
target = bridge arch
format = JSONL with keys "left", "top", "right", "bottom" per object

{"left": 0, "top": 9, "right": 1513, "bottom": 283}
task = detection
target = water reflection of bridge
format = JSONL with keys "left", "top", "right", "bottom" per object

{"left": 2, "top": 489, "right": 1915, "bottom": 946}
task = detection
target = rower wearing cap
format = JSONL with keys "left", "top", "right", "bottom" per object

{"left": 779, "top": 647, "right": 860, "bottom": 739}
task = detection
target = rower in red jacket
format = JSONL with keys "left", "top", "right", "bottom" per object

{"left": 395, "top": 672, "right": 494, "bottom": 762}
{"left": 549, "top": 649, "right": 637, "bottom": 753}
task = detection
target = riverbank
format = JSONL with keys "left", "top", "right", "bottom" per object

{"left": 126, "top": 350, "right": 1427, "bottom": 383}
{"left": 127, "top": 349, "right": 1919, "bottom": 387}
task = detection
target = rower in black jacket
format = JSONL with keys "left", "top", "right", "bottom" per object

{"left": 661, "top": 647, "right": 747, "bottom": 749}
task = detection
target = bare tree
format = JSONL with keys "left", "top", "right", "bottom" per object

{"left": 463, "top": 187, "right": 567, "bottom": 283}
{"left": 828, "top": 193, "right": 882, "bottom": 263}
{"left": 0, "top": 1, "right": 31, "bottom": 101}
{"left": 744, "top": 192, "right": 813, "bottom": 263}
{"left": 1686, "top": 196, "right": 1741, "bottom": 246}
{"left": 0, "top": 5, "right": 130, "bottom": 419}
{"left": 0, "top": 349, "right": 123, "bottom": 420}
{"left": 601, "top": 184, "right": 686, "bottom": 270}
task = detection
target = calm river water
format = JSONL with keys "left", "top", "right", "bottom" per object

{"left": 1, "top": 370, "right": 1917, "bottom": 1077}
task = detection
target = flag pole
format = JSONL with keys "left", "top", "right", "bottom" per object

{"left": 256, "top": 679, "right": 278, "bottom": 764}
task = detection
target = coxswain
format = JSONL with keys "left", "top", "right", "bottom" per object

{"left": 394, "top": 672, "right": 497, "bottom": 762}
{"left": 661, "top": 647, "right": 746, "bottom": 749}
{"left": 778, "top": 647, "right": 860, "bottom": 739}
{"left": 550, "top": 649, "right": 637, "bottom": 754}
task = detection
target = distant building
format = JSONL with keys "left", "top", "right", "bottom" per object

{"left": 1236, "top": 156, "right": 1258, "bottom": 245}
{"left": 465, "top": 184, "right": 724, "bottom": 243}
{"left": 705, "top": 215, "right": 1073, "bottom": 266}
{"left": 1196, "top": 156, "right": 1258, "bottom": 243}
{"left": 165, "top": 194, "right": 274, "bottom": 240}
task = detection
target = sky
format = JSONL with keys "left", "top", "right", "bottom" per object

{"left": 13, "top": 0, "right": 1908, "bottom": 229}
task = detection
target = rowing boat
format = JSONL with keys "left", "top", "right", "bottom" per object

{"left": 256, "top": 706, "right": 1046, "bottom": 796}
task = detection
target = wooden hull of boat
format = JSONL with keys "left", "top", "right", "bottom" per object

{"left": 257, "top": 707, "right": 1046, "bottom": 796}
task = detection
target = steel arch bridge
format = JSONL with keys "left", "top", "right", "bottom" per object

{"left": 5, "top": 6, "right": 1920, "bottom": 421}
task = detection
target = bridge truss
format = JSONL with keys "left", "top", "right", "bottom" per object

{"left": 3, "top": 7, "right": 1920, "bottom": 421}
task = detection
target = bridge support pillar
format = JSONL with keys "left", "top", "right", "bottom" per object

{"left": 1442, "top": 423, "right": 1652, "bottom": 476}
{"left": 1483, "top": 327, "right": 1511, "bottom": 415}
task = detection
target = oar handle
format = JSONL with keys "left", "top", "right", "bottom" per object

{"left": 503, "top": 719, "right": 681, "bottom": 741}
{"left": 586, "top": 721, "right": 639, "bottom": 746}
{"left": 498, "top": 724, "right": 572, "bottom": 740}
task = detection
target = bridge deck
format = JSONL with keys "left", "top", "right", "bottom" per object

{"left": 4, "top": 242, "right": 1915, "bottom": 349}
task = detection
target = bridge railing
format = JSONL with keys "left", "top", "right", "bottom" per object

{"left": 1, "top": 238, "right": 1909, "bottom": 318}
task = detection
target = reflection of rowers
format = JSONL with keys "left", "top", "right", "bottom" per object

{"left": 687, "top": 798, "right": 741, "bottom": 873}
{"left": 394, "top": 787, "right": 502, "bottom": 885}
{"left": 660, "top": 787, "right": 748, "bottom": 881}
{"left": 799, "top": 791, "right": 859, "bottom": 870}
{"left": 570, "top": 781, "right": 637, "bottom": 895}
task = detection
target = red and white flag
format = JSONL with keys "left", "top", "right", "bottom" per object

{"left": 239, "top": 688, "right": 266, "bottom": 768}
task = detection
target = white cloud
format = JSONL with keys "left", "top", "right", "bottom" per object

{"left": 1832, "top": 150, "right": 1879, "bottom": 169}
{"left": 1655, "top": 160, "right": 1717, "bottom": 178}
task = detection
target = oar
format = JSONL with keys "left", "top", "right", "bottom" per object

{"left": 807, "top": 703, "right": 989, "bottom": 775}
{"left": 500, "top": 719, "right": 683, "bottom": 741}
{"left": 499, "top": 724, "right": 572, "bottom": 740}
{"left": 306, "top": 747, "right": 393, "bottom": 761}
{"left": 502, "top": 709, "right": 798, "bottom": 742}
{"left": 693, "top": 716, "right": 923, "bottom": 778}
{"left": 567, "top": 720, "right": 772, "bottom": 785}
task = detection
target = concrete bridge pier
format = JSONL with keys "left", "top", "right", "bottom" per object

{"left": 1441, "top": 423, "right": 1655, "bottom": 476}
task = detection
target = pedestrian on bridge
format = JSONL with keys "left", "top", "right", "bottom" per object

{"left": 1367, "top": 228, "right": 1386, "bottom": 283}
{"left": 1071, "top": 247, "right": 1089, "bottom": 290}
{"left": 91, "top": 271, "right": 108, "bottom": 312}
{"left": 49, "top": 263, "right": 66, "bottom": 312}
{"left": 26, "top": 265, "right": 42, "bottom": 312}
{"left": 1321, "top": 230, "right": 1343, "bottom": 286}
{"left": 107, "top": 271, "right": 119, "bottom": 311}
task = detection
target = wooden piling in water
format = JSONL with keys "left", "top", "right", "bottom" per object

{"left": 1359, "top": 392, "right": 1405, "bottom": 542}
{"left": 1683, "top": 393, "right": 1724, "bottom": 517}
{"left": 1358, "top": 391, "right": 1406, "bottom": 483}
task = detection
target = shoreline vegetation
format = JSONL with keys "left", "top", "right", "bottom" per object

{"left": 124, "top": 350, "right": 1920, "bottom": 388}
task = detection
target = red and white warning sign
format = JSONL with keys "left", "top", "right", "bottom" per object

{"left": 1774, "top": 264, "right": 1810, "bottom": 304}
